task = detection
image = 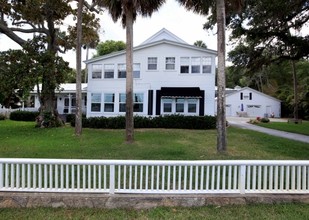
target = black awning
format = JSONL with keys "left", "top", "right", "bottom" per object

{"left": 160, "top": 87, "right": 201, "bottom": 97}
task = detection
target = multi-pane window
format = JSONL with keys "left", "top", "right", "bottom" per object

{"left": 104, "top": 93, "right": 114, "bottom": 112}
{"left": 191, "top": 57, "right": 201, "bottom": 73}
{"left": 148, "top": 57, "right": 157, "bottom": 70}
{"left": 119, "top": 93, "right": 126, "bottom": 112}
{"left": 92, "top": 64, "right": 102, "bottom": 79}
{"left": 91, "top": 93, "right": 101, "bottom": 112}
{"left": 176, "top": 98, "right": 185, "bottom": 113}
{"left": 104, "top": 64, "right": 114, "bottom": 78}
{"left": 202, "top": 57, "right": 212, "bottom": 73}
{"left": 119, "top": 93, "right": 144, "bottom": 113}
{"left": 133, "top": 63, "right": 141, "bottom": 78}
{"left": 118, "top": 64, "right": 126, "bottom": 78}
{"left": 188, "top": 99, "right": 198, "bottom": 113}
{"left": 133, "top": 93, "right": 143, "bottom": 112}
{"left": 180, "top": 57, "right": 189, "bottom": 74}
{"left": 165, "top": 57, "right": 175, "bottom": 70}
{"left": 162, "top": 98, "right": 172, "bottom": 113}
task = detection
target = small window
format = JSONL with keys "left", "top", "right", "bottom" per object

{"left": 191, "top": 57, "right": 201, "bottom": 73}
{"left": 104, "top": 93, "right": 114, "bottom": 112}
{"left": 133, "top": 63, "right": 140, "bottom": 78}
{"left": 148, "top": 57, "right": 157, "bottom": 70}
{"left": 91, "top": 93, "right": 101, "bottom": 112}
{"left": 176, "top": 98, "right": 185, "bottom": 113}
{"left": 119, "top": 93, "right": 126, "bottom": 112}
{"left": 202, "top": 57, "right": 211, "bottom": 73}
{"left": 92, "top": 64, "right": 102, "bottom": 79}
{"left": 118, "top": 64, "right": 126, "bottom": 78}
{"left": 188, "top": 99, "right": 198, "bottom": 113}
{"left": 104, "top": 64, "right": 114, "bottom": 78}
{"left": 165, "top": 57, "right": 175, "bottom": 70}
{"left": 180, "top": 57, "right": 189, "bottom": 74}
{"left": 133, "top": 93, "right": 143, "bottom": 112}
{"left": 162, "top": 98, "right": 172, "bottom": 113}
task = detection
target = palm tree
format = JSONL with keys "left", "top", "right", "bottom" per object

{"left": 177, "top": 0, "right": 241, "bottom": 152}
{"left": 97, "top": 0, "right": 166, "bottom": 143}
{"left": 75, "top": 0, "right": 84, "bottom": 136}
{"left": 194, "top": 40, "right": 207, "bottom": 48}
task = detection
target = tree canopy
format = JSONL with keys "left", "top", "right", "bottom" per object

{"left": 94, "top": 40, "right": 126, "bottom": 57}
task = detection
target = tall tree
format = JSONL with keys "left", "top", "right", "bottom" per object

{"left": 75, "top": 0, "right": 84, "bottom": 136}
{"left": 228, "top": 0, "right": 309, "bottom": 121}
{"left": 194, "top": 40, "right": 207, "bottom": 48}
{"left": 177, "top": 0, "right": 243, "bottom": 152}
{"left": 98, "top": 0, "right": 166, "bottom": 143}
{"left": 0, "top": 0, "right": 100, "bottom": 127}
{"left": 94, "top": 40, "right": 126, "bottom": 57}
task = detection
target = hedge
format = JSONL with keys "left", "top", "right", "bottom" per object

{"left": 9, "top": 111, "right": 40, "bottom": 121}
{"left": 71, "top": 115, "right": 216, "bottom": 130}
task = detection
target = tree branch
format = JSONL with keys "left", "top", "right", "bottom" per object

{"left": 0, "top": 22, "right": 26, "bottom": 47}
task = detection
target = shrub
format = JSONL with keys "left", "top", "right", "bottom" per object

{"left": 0, "top": 114, "right": 6, "bottom": 120}
{"left": 74, "top": 114, "right": 216, "bottom": 130}
{"left": 9, "top": 111, "right": 39, "bottom": 121}
{"left": 260, "top": 117, "right": 270, "bottom": 123}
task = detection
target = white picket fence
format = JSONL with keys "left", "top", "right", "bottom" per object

{"left": 0, "top": 159, "right": 308, "bottom": 194}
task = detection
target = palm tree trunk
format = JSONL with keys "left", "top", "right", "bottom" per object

{"left": 291, "top": 60, "right": 298, "bottom": 121}
{"left": 216, "top": 0, "right": 227, "bottom": 152}
{"left": 125, "top": 8, "right": 134, "bottom": 143}
{"left": 75, "top": 0, "right": 84, "bottom": 136}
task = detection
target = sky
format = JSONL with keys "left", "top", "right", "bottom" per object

{"left": 0, "top": 0, "right": 218, "bottom": 69}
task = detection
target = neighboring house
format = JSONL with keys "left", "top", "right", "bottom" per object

{"left": 215, "top": 86, "right": 281, "bottom": 118}
{"left": 29, "top": 83, "right": 87, "bottom": 114}
{"left": 84, "top": 28, "right": 217, "bottom": 118}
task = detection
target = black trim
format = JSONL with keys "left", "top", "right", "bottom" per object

{"left": 160, "top": 87, "right": 201, "bottom": 97}
{"left": 156, "top": 87, "right": 205, "bottom": 116}
{"left": 148, "top": 90, "right": 153, "bottom": 115}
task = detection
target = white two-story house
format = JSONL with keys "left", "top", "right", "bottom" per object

{"left": 85, "top": 28, "right": 217, "bottom": 118}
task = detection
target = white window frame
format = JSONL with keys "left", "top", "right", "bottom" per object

{"left": 165, "top": 57, "right": 175, "bottom": 70}
{"left": 191, "top": 57, "right": 201, "bottom": 74}
{"left": 180, "top": 57, "right": 190, "bottom": 74}
{"left": 92, "top": 64, "right": 102, "bottom": 79}
{"left": 91, "top": 93, "right": 101, "bottom": 112}
{"left": 104, "top": 93, "right": 115, "bottom": 112}
{"left": 147, "top": 57, "right": 157, "bottom": 70}
{"left": 118, "top": 64, "right": 126, "bottom": 78}
{"left": 104, "top": 64, "right": 114, "bottom": 79}
{"left": 161, "top": 98, "right": 199, "bottom": 115}
{"left": 133, "top": 63, "right": 141, "bottom": 78}
{"left": 202, "top": 57, "right": 212, "bottom": 74}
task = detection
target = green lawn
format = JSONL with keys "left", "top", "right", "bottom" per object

{"left": 256, "top": 120, "right": 309, "bottom": 136}
{"left": 0, "top": 120, "right": 308, "bottom": 218}
{"left": 0, "top": 120, "right": 308, "bottom": 160}
{"left": 1, "top": 204, "right": 308, "bottom": 220}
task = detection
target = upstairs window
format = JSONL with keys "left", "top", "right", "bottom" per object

{"left": 133, "top": 63, "right": 140, "bottom": 78}
{"left": 92, "top": 64, "right": 102, "bottom": 79}
{"left": 180, "top": 57, "right": 189, "bottom": 74}
{"left": 165, "top": 57, "right": 175, "bottom": 70}
{"left": 148, "top": 57, "right": 157, "bottom": 70}
{"left": 191, "top": 57, "right": 201, "bottom": 73}
{"left": 118, "top": 64, "right": 126, "bottom": 78}
{"left": 104, "top": 64, "right": 114, "bottom": 78}
{"left": 202, "top": 57, "right": 211, "bottom": 73}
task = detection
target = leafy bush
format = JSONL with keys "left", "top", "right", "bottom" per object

{"left": 71, "top": 114, "right": 216, "bottom": 130}
{"left": 0, "top": 114, "right": 6, "bottom": 120}
{"left": 260, "top": 117, "right": 270, "bottom": 123}
{"left": 9, "top": 111, "right": 39, "bottom": 121}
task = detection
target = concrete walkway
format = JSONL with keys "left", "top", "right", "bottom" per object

{"left": 227, "top": 117, "right": 309, "bottom": 144}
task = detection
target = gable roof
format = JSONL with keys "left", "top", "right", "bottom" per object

{"left": 226, "top": 87, "right": 281, "bottom": 102}
{"left": 140, "top": 28, "right": 188, "bottom": 45}
{"left": 85, "top": 28, "right": 217, "bottom": 64}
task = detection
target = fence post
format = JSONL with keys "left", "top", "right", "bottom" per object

{"left": 109, "top": 165, "right": 115, "bottom": 194}
{"left": 239, "top": 165, "right": 246, "bottom": 194}
{"left": 0, "top": 163, "right": 3, "bottom": 188}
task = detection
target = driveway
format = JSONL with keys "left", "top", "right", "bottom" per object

{"left": 227, "top": 117, "right": 309, "bottom": 144}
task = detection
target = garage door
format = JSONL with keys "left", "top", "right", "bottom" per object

{"left": 247, "top": 105, "right": 263, "bottom": 117}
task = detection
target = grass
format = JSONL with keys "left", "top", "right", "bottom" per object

{"left": 0, "top": 120, "right": 308, "bottom": 160}
{"left": 0, "top": 204, "right": 308, "bottom": 219}
{"left": 256, "top": 120, "right": 309, "bottom": 136}
{"left": 0, "top": 120, "right": 308, "bottom": 218}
